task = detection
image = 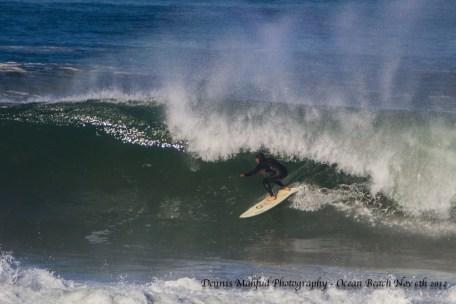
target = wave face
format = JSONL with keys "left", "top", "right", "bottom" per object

{"left": 4, "top": 100, "right": 456, "bottom": 217}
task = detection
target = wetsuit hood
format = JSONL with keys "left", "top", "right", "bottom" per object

{"left": 255, "top": 152, "right": 265, "bottom": 162}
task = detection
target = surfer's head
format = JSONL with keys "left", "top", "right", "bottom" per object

{"left": 255, "top": 152, "right": 265, "bottom": 164}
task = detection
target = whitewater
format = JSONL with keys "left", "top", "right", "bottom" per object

{"left": 1, "top": 252, "right": 456, "bottom": 304}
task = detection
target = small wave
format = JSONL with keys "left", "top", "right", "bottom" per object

{"left": 0, "top": 45, "right": 76, "bottom": 54}
{"left": 0, "top": 62, "right": 81, "bottom": 76}
{"left": 0, "top": 62, "right": 27, "bottom": 74}
{"left": 28, "top": 90, "right": 164, "bottom": 105}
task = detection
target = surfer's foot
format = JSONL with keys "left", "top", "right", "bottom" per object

{"left": 282, "top": 186, "right": 291, "bottom": 192}
{"left": 266, "top": 195, "right": 277, "bottom": 201}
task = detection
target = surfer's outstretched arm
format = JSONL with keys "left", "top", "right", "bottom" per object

{"left": 241, "top": 164, "right": 263, "bottom": 177}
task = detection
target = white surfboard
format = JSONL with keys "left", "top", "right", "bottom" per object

{"left": 240, "top": 188, "right": 298, "bottom": 218}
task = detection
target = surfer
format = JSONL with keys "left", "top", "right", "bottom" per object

{"left": 240, "top": 153, "right": 290, "bottom": 201}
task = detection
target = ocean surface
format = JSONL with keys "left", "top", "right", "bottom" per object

{"left": 2, "top": 0, "right": 456, "bottom": 303}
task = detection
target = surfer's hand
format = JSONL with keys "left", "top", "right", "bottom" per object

{"left": 240, "top": 173, "right": 245, "bottom": 177}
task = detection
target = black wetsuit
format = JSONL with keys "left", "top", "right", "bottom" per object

{"left": 244, "top": 158, "right": 288, "bottom": 196}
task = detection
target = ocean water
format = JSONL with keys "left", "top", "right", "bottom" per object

{"left": 2, "top": 1, "right": 456, "bottom": 303}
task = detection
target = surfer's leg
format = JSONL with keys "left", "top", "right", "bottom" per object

{"left": 262, "top": 178, "right": 275, "bottom": 197}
